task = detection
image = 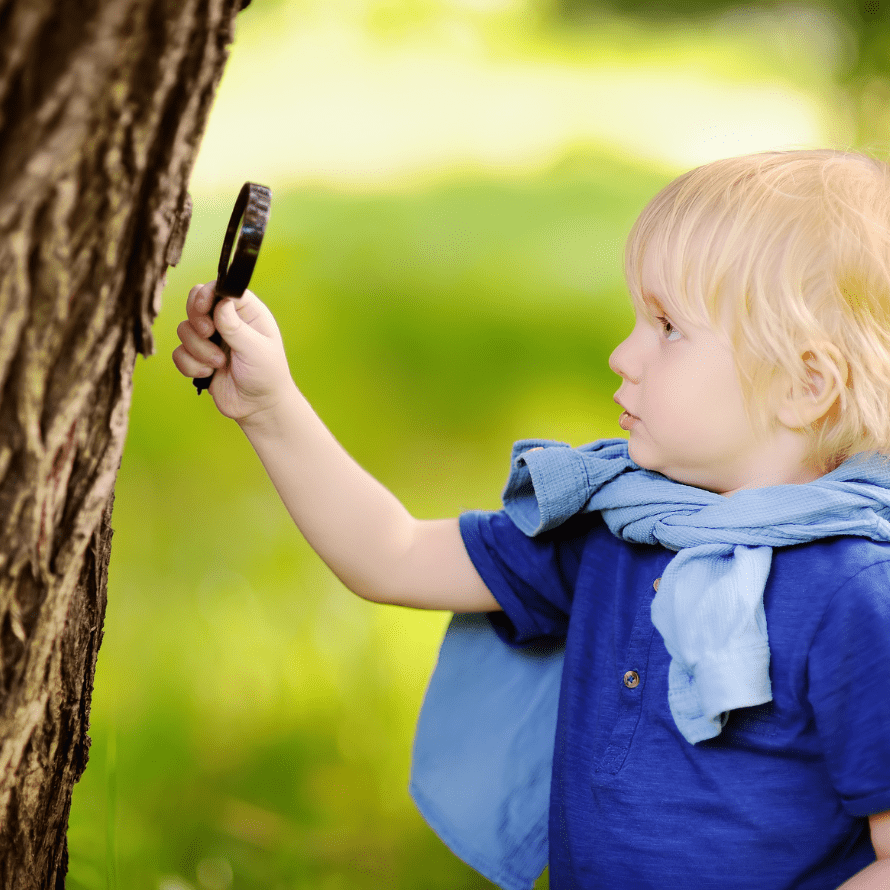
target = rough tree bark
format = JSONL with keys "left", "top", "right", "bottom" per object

{"left": 0, "top": 0, "right": 249, "bottom": 885}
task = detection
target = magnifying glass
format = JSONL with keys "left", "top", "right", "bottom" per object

{"left": 193, "top": 181, "right": 272, "bottom": 394}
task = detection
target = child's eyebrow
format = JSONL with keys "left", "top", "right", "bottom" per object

{"left": 640, "top": 292, "right": 669, "bottom": 316}
{"left": 638, "top": 291, "right": 698, "bottom": 330}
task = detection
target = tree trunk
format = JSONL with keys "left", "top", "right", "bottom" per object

{"left": 0, "top": 0, "right": 246, "bottom": 884}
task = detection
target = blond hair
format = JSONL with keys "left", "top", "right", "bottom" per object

{"left": 624, "top": 149, "right": 890, "bottom": 473}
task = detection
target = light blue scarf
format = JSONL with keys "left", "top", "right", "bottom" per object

{"left": 410, "top": 439, "right": 890, "bottom": 890}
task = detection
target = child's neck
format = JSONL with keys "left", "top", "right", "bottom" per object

{"left": 701, "top": 427, "right": 825, "bottom": 497}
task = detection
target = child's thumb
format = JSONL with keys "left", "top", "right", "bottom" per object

{"left": 214, "top": 299, "right": 252, "bottom": 350}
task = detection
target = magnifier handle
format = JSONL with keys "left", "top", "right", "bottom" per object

{"left": 193, "top": 327, "right": 225, "bottom": 394}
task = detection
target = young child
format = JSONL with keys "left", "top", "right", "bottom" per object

{"left": 173, "top": 149, "right": 890, "bottom": 889}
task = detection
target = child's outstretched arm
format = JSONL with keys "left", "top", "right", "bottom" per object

{"left": 173, "top": 283, "right": 499, "bottom": 613}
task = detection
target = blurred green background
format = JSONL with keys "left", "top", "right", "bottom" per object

{"left": 66, "top": 1, "right": 883, "bottom": 888}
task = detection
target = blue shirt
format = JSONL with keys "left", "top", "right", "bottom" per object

{"left": 458, "top": 508, "right": 890, "bottom": 889}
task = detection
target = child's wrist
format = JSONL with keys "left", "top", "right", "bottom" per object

{"left": 236, "top": 379, "right": 301, "bottom": 438}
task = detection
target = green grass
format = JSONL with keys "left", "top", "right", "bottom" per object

{"left": 66, "top": 147, "right": 673, "bottom": 889}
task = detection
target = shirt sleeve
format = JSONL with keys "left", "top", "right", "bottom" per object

{"left": 807, "top": 556, "right": 890, "bottom": 818}
{"left": 459, "top": 508, "right": 595, "bottom": 646}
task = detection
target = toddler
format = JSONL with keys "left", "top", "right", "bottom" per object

{"left": 173, "top": 149, "right": 890, "bottom": 889}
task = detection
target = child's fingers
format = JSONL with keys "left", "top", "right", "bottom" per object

{"left": 186, "top": 281, "right": 218, "bottom": 327}
{"left": 171, "top": 342, "right": 215, "bottom": 379}
{"left": 175, "top": 318, "right": 227, "bottom": 369}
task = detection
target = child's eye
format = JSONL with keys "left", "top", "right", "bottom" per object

{"left": 657, "top": 316, "right": 682, "bottom": 341}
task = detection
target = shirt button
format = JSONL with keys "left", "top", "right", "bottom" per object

{"left": 653, "top": 577, "right": 661, "bottom": 591}
{"left": 623, "top": 670, "right": 640, "bottom": 689}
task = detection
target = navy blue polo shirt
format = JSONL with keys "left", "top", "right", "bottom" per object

{"left": 459, "top": 508, "right": 890, "bottom": 890}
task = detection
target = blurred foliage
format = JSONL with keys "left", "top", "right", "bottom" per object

{"left": 239, "top": 0, "right": 889, "bottom": 145}
{"left": 554, "top": 0, "right": 889, "bottom": 144}
{"left": 66, "top": 147, "right": 668, "bottom": 890}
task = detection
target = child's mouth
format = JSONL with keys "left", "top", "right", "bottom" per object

{"left": 619, "top": 410, "right": 639, "bottom": 431}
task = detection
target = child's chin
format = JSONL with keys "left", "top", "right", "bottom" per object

{"left": 626, "top": 442, "right": 679, "bottom": 483}
{"left": 626, "top": 439, "right": 657, "bottom": 471}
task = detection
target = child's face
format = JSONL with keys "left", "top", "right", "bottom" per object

{"left": 609, "top": 264, "right": 815, "bottom": 495}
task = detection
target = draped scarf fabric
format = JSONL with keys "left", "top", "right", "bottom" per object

{"left": 504, "top": 438, "right": 890, "bottom": 742}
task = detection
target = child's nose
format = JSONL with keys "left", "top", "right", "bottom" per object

{"left": 608, "top": 333, "right": 640, "bottom": 384}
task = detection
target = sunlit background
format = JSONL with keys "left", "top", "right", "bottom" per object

{"left": 67, "top": 1, "right": 883, "bottom": 887}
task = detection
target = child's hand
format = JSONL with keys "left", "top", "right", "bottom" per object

{"left": 173, "top": 282, "right": 295, "bottom": 423}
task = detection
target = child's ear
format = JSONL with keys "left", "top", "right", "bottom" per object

{"left": 775, "top": 343, "right": 848, "bottom": 429}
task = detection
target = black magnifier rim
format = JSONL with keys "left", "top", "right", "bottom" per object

{"left": 216, "top": 182, "right": 272, "bottom": 298}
